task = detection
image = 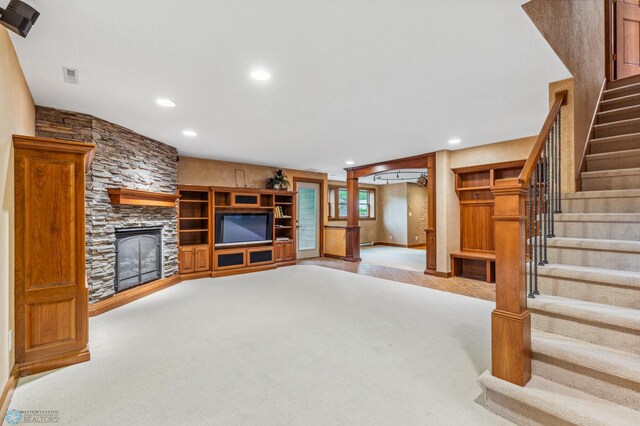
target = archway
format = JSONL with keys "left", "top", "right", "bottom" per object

{"left": 343, "top": 153, "right": 437, "bottom": 275}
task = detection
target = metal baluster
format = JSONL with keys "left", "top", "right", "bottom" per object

{"left": 532, "top": 167, "right": 540, "bottom": 294}
{"left": 544, "top": 137, "right": 551, "bottom": 267}
{"left": 528, "top": 180, "right": 535, "bottom": 298}
{"left": 557, "top": 110, "right": 562, "bottom": 213}
{"left": 538, "top": 158, "right": 544, "bottom": 266}
{"left": 549, "top": 122, "right": 555, "bottom": 238}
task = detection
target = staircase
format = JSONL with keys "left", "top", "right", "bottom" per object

{"left": 480, "top": 75, "right": 640, "bottom": 425}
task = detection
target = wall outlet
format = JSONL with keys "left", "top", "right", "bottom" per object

{"left": 8, "top": 329, "right": 12, "bottom": 352}
{"left": 389, "top": 235, "right": 393, "bottom": 240}
{"left": 415, "top": 236, "right": 418, "bottom": 241}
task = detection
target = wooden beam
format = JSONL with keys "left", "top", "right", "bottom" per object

{"left": 345, "top": 153, "right": 432, "bottom": 179}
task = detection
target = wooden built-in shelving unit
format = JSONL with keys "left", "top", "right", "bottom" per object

{"left": 451, "top": 160, "right": 525, "bottom": 282}
{"left": 177, "top": 185, "right": 297, "bottom": 279}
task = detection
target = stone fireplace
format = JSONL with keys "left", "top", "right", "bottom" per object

{"left": 115, "top": 227, "right": 162, "bottom": 292}
{"left": 35, "top": 106, "right": 179, "bottom": 302}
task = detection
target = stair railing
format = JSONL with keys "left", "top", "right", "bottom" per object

{"left": 490, "top": 90, "right": 567, "bottom": 387}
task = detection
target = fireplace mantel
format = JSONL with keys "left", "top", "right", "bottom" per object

{"left": 108, "top": 188, "right": 180, "bottom": 207}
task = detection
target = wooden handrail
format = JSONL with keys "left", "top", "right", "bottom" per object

{"left": 519, "top": 91, "right": 567, "bottom": 182}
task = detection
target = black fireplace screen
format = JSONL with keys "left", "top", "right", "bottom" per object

{"left": 115, "top": 227, "right": 162, "bottom": 292}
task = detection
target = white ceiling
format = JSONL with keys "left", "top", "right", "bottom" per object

{"left": 11, "top": 0, "right": 569, "bottom": 179}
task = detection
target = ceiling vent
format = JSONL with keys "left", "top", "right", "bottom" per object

{"left": 63, "top": 67, "right": 79, "bottom": 84}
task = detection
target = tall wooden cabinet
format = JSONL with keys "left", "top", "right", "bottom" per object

{"left": 13, "top": 135, "right": 95, "bottom": 376}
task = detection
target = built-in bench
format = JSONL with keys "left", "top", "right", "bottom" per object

{"left": 450, "top": 251, "right": 495, "bottom": 283}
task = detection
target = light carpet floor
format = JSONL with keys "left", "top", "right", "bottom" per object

{"left": 360, "top": 245, "right": 426, "bottom": 272}
{"left": 6, "top": 266, "right": 508, "bottom": 425}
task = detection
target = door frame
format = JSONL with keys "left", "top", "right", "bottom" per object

{"left": 293, "top": 177, "right": 325, "bottom": 257}
{"left": 605, "top": 0, "right": 615, "bottom": 81}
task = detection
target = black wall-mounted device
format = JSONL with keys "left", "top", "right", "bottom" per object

{"left": 0, "top": 0, "right": 39, "bottom": 38}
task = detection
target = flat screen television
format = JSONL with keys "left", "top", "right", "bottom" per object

{"left": 215, "top": 212, "right": 273, "bottom": 247}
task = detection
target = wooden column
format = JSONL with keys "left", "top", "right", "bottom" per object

{"left": 490, "top": 178, "right": 531, "bottom": 386}
{"left": 425, "top": 156, "right": 437, "bottom": 275}
{"left": 344, "top": 171, "right": 361, "bottom": 262}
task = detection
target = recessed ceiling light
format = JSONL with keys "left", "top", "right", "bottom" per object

{"left": 156, "top": 98, "right": 176, "bottom": 107}
{"left": 448, "top": 138, "right": 462, "bottom": 145}
{"left": 250, "top": 70, "right": 271, "bottom": 81}
{"left": 182, "top": 130, "right": 197, "bottom": 137}
{"left": 345, "top": 160, "right": 355, "bottom": 165}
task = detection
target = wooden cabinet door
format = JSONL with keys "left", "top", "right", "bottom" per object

{"left": 283, "top": 241, "right": 294, "bottom": 260}
{"left": 14, "top": 136, "right": 94, "bottom": 371}
{"left": 617, "top": 0, "right": 640, "bottom": 79}
{"left": 179, "top": 246, "right": 195, "bottom": 273}
{"left": 274, "top": 243, "right": 284, "bottom": 262}
{"left": 194, "top": 246, "right": 210, "bottom": 272}
{"left": 231, "top": 193, "right": 260, "bottom": 207}
{"left": 460, "top": 204, "right": 495, "bottom": 253}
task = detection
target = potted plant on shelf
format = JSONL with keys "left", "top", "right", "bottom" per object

{"left": 266, "top": 169, "right": 290, "bottom": 190}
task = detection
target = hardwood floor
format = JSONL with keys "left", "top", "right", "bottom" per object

{"left": 298, "top": 257, "right": 496, "bottom": 302}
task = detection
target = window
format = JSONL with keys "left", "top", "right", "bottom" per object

{"left": 329, "top": 187, "right": 375, "bottom": 220}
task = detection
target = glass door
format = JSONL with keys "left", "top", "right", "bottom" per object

{"left": 296, "top": 181, "right": 321, "bottom": 259}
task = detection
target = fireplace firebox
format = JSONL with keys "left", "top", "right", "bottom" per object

{"left": 115, "top": 227, "right": 162, "bottom": 292}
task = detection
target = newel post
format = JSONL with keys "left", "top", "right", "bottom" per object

{"left": 491, "top": 178, "right": 531, "bottom": 386}
{"left": 344, "top": 171, "right": 361, "bottom": 262}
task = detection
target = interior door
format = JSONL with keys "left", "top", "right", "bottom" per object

{"left": 296, "top": 181, "right": 321, "bottom": 259}
{"left": 617, "top": 0, "right": 640, "bottom": 79}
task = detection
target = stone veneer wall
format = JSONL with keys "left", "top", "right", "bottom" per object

{"left": 35, "top": 106, "right": 179, "bottom": 302}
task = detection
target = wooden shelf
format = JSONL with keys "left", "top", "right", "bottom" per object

{"left": 179, "top": 229, "right": 208, "bottom": 233}
{"left": 275, "top": 202, "right": 292, "bottom": 205}
{"left": 108, "top": 188, "right": 180, "bottom": 207}
{"left": 215, "top": 206, "right": 274, "bottom": 210}
{"left": 180, "top": 217, "right": 208, "bottom": 220}
{"left": 180, "top": 200, "right": 208, "bottom": 203}
{"left": 456, "top": 186, "right": 491, "bottom": 192}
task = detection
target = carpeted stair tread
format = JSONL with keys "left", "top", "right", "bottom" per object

{"left": 562, "top": 189, "right": 640, "bottom": 199}
{"left": 531, "top": 330, "right": 640, "bottom": 383}
{"left": 555, "top": 212, "right": 640, "bottom": 222}
{"left": 581, "top": 166, "right": 640, "bottom": 178}
{"left": 536, "top": 263, "right": 640, "bottom": 289}
{"left": 528, "top": 294, "right": 640, "bottom": 330}
{"left": 546, "top": 236, "right": 640, "bottom": 252}
{"left": 479, "top": 371, "right": 640, "bottom": 426}
{"left": 600, "top": 92, "right": 640, "bottom": 109}
{"left": 586, "top": 147, "right": 640, "bottom": 161}
{"left": 604, "top": 81, "right": 640, "bottom": 95}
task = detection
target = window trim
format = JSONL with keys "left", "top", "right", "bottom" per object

{"left": 328, "top": 186, "right": 376, "bottom": 221}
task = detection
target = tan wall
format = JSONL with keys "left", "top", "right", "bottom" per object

{"left": 324, "top": 227, "right": 346, "bottom": 257}
{"left": 377, "top": 183, "right": 409, "bottom": 246}
{"left": 449, "top": 136, "right": 536, "bottom": 169}
{"left": 407, "top": 183, "right": 428, "bottom": 245}
{"left": 178, "top": 156, "right": 328, "bottom": 219}
{"left": 327, "top": 180, "right": 379, "bottom": 243}
{"left": 436, "top": 136, "right": 536, "bottom": 273}
{"left": 0, "top": 28, "right": 35, "bottom": 390}
{"left": 523, "top": 0, "right": 604, "bottom": 183}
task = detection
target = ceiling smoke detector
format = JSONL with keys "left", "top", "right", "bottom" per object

{"left": 63, "top": 67, "right": 79, "bottom": 84}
